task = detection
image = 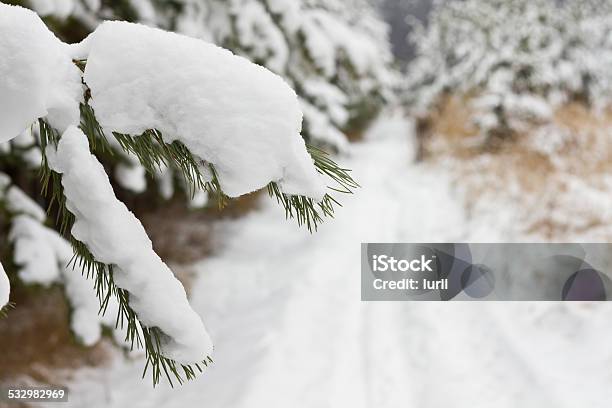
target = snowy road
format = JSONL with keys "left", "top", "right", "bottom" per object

{"left": 66, "top": 114, "right": 612, "bottom": 407}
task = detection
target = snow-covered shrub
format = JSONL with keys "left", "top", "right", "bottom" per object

{"left": 0, "top": 4, "right": 357, "bottom": 385}
{"left": 406, "top": 0, "right": 612, "bottom": 142}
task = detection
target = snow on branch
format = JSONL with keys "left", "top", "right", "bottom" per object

{"left": 47, "top": 126, "right": 214, "bottom": 365}
{"left": 79, "top": 21, "right": 327, "bottom": 200}
{"left": 29, "top": 0, "right": 396, "bottom": 149}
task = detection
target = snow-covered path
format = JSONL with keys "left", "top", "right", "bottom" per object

{"left": 67, "top": 114, "right": 612, "bottom": 407}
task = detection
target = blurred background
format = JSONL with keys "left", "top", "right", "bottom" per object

{"left": 1, "top": 0, "right": 612, "bottom": 407}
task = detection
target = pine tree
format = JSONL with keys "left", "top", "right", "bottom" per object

{"left": 0, "top": 4, "right": 358, "bottom": 386}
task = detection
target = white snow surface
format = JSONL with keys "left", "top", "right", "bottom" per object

{"left": 46, "top": 126, "right": 213, "bottom": 364}
{"left": 80, "top": 21, "right": 326, "bottom": 200}
{"left": 0, "top": 262, "right": 9, "bottom": 308}
{"left": 0, "top": 4, "right": 82, "bottom": 143}
{"left": 65, "top": 113, "right": 612, "bottom": 406}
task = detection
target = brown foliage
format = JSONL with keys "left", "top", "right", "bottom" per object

{"left": 418, "top": 95, "right": 612, "bottom": 240}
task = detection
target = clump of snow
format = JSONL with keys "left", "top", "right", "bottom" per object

{"left": 155, "top": 166, "right": 175, "bottom": 200}
{"left": 300, "top": 100, "right": 349, "bottom": 152}
{"left": 304, "top": 10, "right": 379, "bottom": 77}
{"left": 0, "top": 4, "right": 82, "bottom": 143}
{"left": 5, "top": 186, "right": 47, "bottom": 222}
{"left": 300, "top": 16, "right": 337, "bottom": 77}
{"left": 115, "top": 160, "right": 147, "bottom": 194}
{"left": 8, "top": 128, "right": 44, "bottom": 168}
{"left": 267, "top": 0, "right": 301, "bottom": 33}
{"left": 9, "top": 216, "right": 64, "bottom": 285}
{"left": 0, "top": 263, "right": 9, "bottom": 308}
{"left": 63, "top": 253, "right": 126, "bottom": 346}
{"left": 233, "top": 0, "right": 288, "bottom": 73}
{"left": 80, "top": 21, "right": 326, "bottom": 200}
{"left": 46, "top": 126, "right": 213, "bottom": 363}
{"left": 303, "top": 80, "right": 349, "bottom": 126}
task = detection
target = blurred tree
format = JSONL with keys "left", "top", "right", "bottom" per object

{"left": 405, "top": 0, "right": 612, "bottom": 144}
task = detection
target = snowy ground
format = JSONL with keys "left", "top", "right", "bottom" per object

{"left": 65, "top": 113, "right": 612, "bottom": 407}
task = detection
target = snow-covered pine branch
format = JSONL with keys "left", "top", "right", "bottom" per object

{"left": 20, "top": 0, "right": 397, "bottom": 151}
{"left": 0, "top": 4, "right": 357, "bottom": 385}
{"left": 77, "top": 20, "right": 325, "bottom": 200}
{"left": 46, "top": 125, "right": 213, "bottom": 370}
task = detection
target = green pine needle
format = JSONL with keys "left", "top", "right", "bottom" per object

{"left": 0, "top": 302, "right": 15, "bottom": 319}
{"left": 267, "top": 145, "right": 359, "bottom": 232}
